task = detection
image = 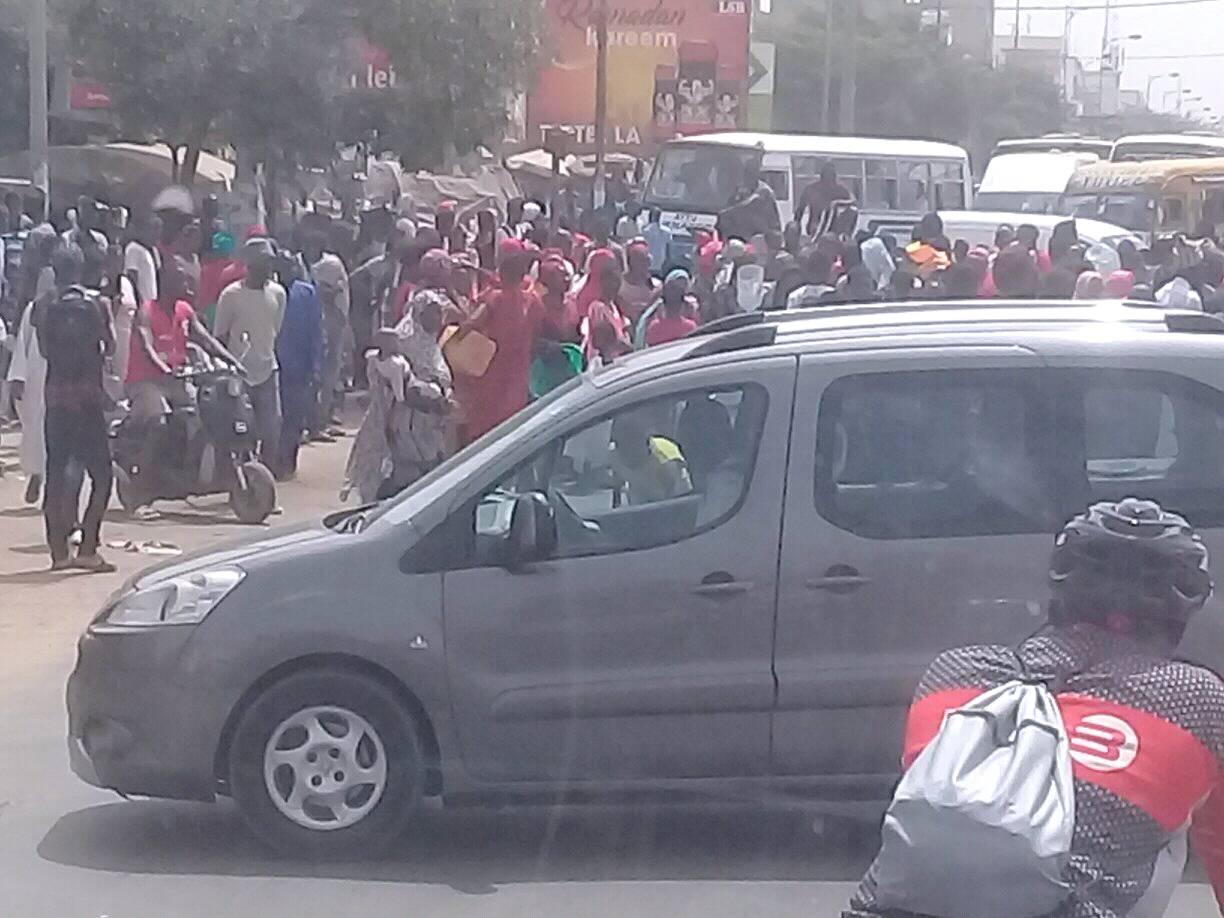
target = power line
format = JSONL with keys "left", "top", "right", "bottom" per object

{"left": 961, "top": 0, "right": 1224, "bottom": 9}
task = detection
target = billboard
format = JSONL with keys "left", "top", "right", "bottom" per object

{"left": 527, "top": 0, "right": 752, "bottom": 153}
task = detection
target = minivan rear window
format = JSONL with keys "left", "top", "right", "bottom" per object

{"left": 1069, "top": 369, "right": 1224, "bottom": 526}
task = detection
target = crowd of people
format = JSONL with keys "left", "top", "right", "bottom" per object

{"left": 5, "top": 167, "right": 1224, "bottom": 570}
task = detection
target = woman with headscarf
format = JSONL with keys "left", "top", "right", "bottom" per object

{"left": 340, "top": 306, "right": 453, "bottom": 504}
{"left": 619, "top": 240, "right": 659, "bottom": 326}
{"left": 1048, "top": 220, "right": 1080, "bottom": 270}
{"left": 390, "top": 239, "right": 432, "bottom": 323}
{"left": 584, "top": 260, "right": 631, "bottom": 367}
{"left": 455, "top": 239, "right": 541, "bottom": 443}
{"left": 860, "top": 236, "right": 895, "bottom": 292}
{"left": 531, "top": 257, "right": 584, "bottom": 396}
{"left": 1105, "top": 269, "right": 1136, "bottom": 298}
{"left": 386, "top": 288, "right": 455, "bottom": 493}
{"left": 574, "top": 247, "right": 619, "bottom": 318}
{"left": 1074, "top": 270, "right": 1105, "bottom": 300}
{"left": 406, "top": 249, "right": 462, "bottom": 327}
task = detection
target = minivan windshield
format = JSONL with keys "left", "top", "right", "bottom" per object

{"left": 644, "top": 144, "right": 759, "bottom": 212}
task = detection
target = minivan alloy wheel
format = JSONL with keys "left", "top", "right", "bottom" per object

{"left": 263, "top": 705, "right": 388, "bottom": 831}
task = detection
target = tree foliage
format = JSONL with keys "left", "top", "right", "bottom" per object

{"left": 64, "top": 0, "right": 541, "bottom": 180}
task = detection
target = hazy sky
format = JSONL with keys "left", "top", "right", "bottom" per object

{"left": 993, "top": 0, "right": 1223, "bottom": 125}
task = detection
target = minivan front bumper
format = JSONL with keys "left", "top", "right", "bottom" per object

{"left": 66, "top": 628, "right": 233, "bottom": 802}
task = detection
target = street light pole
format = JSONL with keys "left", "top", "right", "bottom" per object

{"left": 28, "top": 0, "right": 48, "bottom": 221}
{"left": 1146, "top": 71, "right": 1178, "bottom": 110}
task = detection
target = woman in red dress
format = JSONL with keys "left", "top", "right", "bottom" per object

{"left": 455, "top": 239, "right": 540, "bottom": 443}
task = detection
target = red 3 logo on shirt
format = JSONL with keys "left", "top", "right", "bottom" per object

{"left": 1068, "top": 713, "right": 1140, "bottom": 773}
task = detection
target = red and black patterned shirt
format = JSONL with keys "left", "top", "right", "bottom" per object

{"left": 848, "top": 625, "right": 1224, "bottom": 918}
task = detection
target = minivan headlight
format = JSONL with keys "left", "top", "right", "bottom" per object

{"left": 97, "top": 568, "right": 245, "bottom": 627}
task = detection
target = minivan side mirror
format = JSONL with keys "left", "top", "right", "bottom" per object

{"left": 505, "top": 492, "right": 558, "bottom": 568}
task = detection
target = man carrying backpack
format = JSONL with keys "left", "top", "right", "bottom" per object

{"left": 32, "top": 243, "right": 116, "bottom": 573}
{"left": 845, "top": 498, "right": 1224, "bottom": 918}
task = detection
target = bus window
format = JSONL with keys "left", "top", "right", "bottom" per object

{"left": 793, "top": 155, "right": 826, "bottom": 185}
{"left": 833, "top": 158, "right": 865, "bottom": 203}
{"left": 898, "top": 161, "right": 931, "bottom": 212}
{"left": 865, "top": 160, "right": 899, "bottom": 210}
{"left": 1161, "top": 197, "right": 1184, "bottom": 229}
{"left": 933, "top": 162, "right": 966, "bottom": 209}
{"left": 762, "top": 170, "right": 790, "bottom": 202}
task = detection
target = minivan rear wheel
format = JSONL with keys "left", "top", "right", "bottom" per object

{"left": 228, "top": 669, "right": 424, "bottom": 857}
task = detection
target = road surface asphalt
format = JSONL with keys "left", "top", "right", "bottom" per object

{"left": 0, "top": 422, "right": 1219, "bottom": 918}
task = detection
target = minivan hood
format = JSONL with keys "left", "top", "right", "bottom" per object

{"left": 132, "top": 523, "right": 336, "bottom": 589}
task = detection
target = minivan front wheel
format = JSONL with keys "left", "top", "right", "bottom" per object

{"left": 229, "top": 670, "right": 424, "bottom": 857}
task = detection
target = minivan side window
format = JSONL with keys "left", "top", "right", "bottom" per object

{"left": 815, "top": 370, "right": 1058, "bottom": 539}
{"left": 1069, "top": 370, "right": 1224, "bottom": 525}
{"left": 466, "top": 384, "right": 769, "bottom": 566}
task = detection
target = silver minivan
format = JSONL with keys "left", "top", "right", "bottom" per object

{"left": 67, "top": 300, "right": 1224, "bottom": 856}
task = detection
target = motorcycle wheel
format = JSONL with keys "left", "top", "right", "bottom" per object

{"left": 113, "top": 464, "right": 146, "bottom": 517}
{"left": 229, "top": 461, "right": 277, "bottom": 524}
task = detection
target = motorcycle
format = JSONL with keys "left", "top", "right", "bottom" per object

{"left": 110, "top": 348, "right": 278, "bottom": 524}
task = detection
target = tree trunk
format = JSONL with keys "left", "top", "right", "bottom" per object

{"left": 164, "top": 142, "right": 184, "bottom": 183}
{"left": 182, "top": 133, "right": 205, "bottom": 189}
{"left": 264, "top": 153, "right": 281, "bottom": 237}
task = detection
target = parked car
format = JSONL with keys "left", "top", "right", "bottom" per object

{"left": 937, "top": 210, "right": 1142, "bottom": 253}
{"left": 67, "top": 301, "right": 1224, "bottom": 856}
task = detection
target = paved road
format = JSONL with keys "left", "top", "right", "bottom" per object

{"left": 0, "top": 426, "right": 1220, "bottom": 917}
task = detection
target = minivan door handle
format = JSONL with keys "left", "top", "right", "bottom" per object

{"left": 692, "top": 571, "right": 754, "bottom": 599}
{"left": 807, "top": 566, "right": 871, "bottom": 594}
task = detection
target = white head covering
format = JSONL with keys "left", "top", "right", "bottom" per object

{"left": 860, "top": 237, "right": 895, "bottom": 290}
{"left": 1156, "top": 276, "right": 1203, "bottom": 311}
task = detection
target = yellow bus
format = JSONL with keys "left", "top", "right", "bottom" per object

{"left": 1063, "top": 157, "right": 1224, "bottom": 244}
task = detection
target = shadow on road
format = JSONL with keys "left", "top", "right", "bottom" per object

{"left": 0, "top": 505, "right": 40, "bottom": 518}
{"left": 39, "top": 800, "right": 879, "bottom": 892}
{"left": 0, "top": 568, "right": 86, "bottom": 585}
{"left": 102, "top": 507, "right": 259, "bottom": 528}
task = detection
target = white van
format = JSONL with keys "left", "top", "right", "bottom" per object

{"left": 937, "top": 211, "right": 1143, "bottom": 253}
{"left": 642, "top": 132, "right": 973, "bottom": 263}
{"left": 991, "top": 134, "right": 1112, "bottom": 159}
{"left": 975, "top": 151, "right": 1100, "bottom": 215}
{"left": 1111, "top": 133, "right": 1224, "bottom": 163}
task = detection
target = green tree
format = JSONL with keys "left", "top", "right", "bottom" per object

{"left": 65, "top": 0, "right": 542, "bottom": 185}
{"left": 349, "top": 0, "right": 541, "bottom": 165}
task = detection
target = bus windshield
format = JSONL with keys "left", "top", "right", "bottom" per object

{"left": 1063, "top": 192, "right": 1155, "bottom": 235}
{"left": 644, "top": 144, "right": 759, "bottom": 212}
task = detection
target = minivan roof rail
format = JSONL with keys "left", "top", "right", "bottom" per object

{"left": 691, "top": 299, "right": 1176, "bottom": 337}
{"left": 685, "top": 324, "right": 778, "bottom": 359}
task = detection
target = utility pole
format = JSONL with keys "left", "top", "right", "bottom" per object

{"left": 592, "top": 0, "right": 608, "bottom": 210}
{"left": 28, "top": 0, "right": 49, "bottom": 220}
{"left": 838, "top": 0, "right": 857, "bottom": 134}
{"left": 1013, "top": 0, "right": 1021, "bottom": 49}
{"left": 1100, "top": 0, "right": 1111, "bottom": 116}
{"left": 820, "top": 0, "right": 834, "bottom": 133}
